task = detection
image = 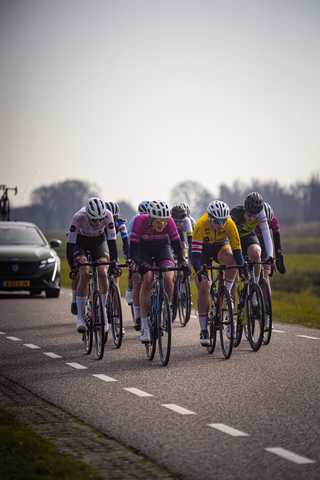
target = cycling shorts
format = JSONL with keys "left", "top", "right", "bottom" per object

{"left": 137, "top": 237, "right": 174, "bottom": 268}
{"left": 240, "top": 232, "right": 260, "bottom": 258}
{"left": 73, "top": 234, "right": 109, "bottom": 263}
{"left": 191, "top": 239, "right": 230, "bottom": 276}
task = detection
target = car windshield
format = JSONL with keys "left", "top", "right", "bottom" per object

{"left": 0, "top": 226, "right": 46, "bottom": 246}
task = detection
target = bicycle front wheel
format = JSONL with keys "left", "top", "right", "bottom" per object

{"left": 83, "top": 311, "right": 93, "bottom": 355}
{"left": 109, "top": 283, "right": 123, "bottom": 349}
{"left": 247, "top": 283, "right": 265, "bottom": 351}
{"left": 219, "top": 287, "right": 233, "bottom": 359}
{"left": 260, "top": 278, "right": 272, "bottom": 345}
{"left": 170, "top": 273, "right": 178, "bottom": 322}
{"left": 178, "top": 275, "right": 191, "bottom": 327}
{"left": 233, "top": 285, "right": 243, "bottom": 348}
{"left": 158, "top": 291, "right": 172, "bottom": 366}
{"left": 93, "top": 290, "right": 105, "bottom": 360}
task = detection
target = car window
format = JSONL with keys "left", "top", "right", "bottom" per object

{"left": 0, "top": 226, "right": 46, "bottom": 245}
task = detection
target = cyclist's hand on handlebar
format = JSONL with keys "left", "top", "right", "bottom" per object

{"left": 197, "top": 268, "right": 208, "bottom": 283}
{"left": 180, "top": 262, "right": 191, "bottom": 282}
{"left": 276, "top": 255, "right": 286, "bottom": 275}
{"left": 126, "top": 259, "right": 135, "bottom": 271}
{"left": 138, "top": 262, "right": 149, "bottom": 275}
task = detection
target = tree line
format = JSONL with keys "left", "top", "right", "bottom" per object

{"left": 7, "top": 174, "right": 320, "bottom": 230}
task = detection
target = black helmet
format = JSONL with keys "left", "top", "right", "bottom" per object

{"left": 171, "top": 204, "right": 187, "bottom": 220}
{"left": 244, "top": 192, "right": 264, "bottom": 214}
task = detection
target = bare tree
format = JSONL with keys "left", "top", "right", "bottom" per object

{"left": 169, "top": 180, "right": 215, "bottom": 220}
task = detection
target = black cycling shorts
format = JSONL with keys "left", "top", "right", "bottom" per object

{"left": 73, "top": 234, "right": 109, "bottom": 263}
{"left": 240, "top": 232, "right": 260, "bottom": 258}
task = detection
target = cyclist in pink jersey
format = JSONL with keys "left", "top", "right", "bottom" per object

{"left": 130, "top": 200, "right": 190, "bottom": 343}
{"left": 66, "top": 197, "right": 119, "bottom": 333}
{"left": 255, "top": 202, "right": 286, "bottom": 290}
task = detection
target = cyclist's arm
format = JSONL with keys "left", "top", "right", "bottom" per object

{"left": 171, "top": 238, "right": 186, "bottom": 264}
{"left": 108, "top": 239, "right": 118, "bottom": 263}
{"left": 259, "top": 210, "right": 273, "bottom": 258}
{"left": 130, "top": 241, "right": 145, "bottom": 265}
{"left": 66, "top": 242, "right": 75, "bottom": 269}
{"left": 117, "top": 219, "right": 131, "bottom": 260}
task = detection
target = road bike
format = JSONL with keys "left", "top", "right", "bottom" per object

{"left": 143, "top": 265, "right": 189, "bottom": 366}
{"left": 0, "top": 185, "right": 17, "bottom": 221}
{"left": 234, "top": 259, "right": 265, "bottom": 352}
{"left": 75, "top": 260, "right": 106, "bottom": 360}
{"left": 106, "top": 263, "right": 128, "bottom": 349}
{"left": 201, "top": 264, "right": 237, "bottom": 359}
{"left": 170, "top": 259, "right": 192, "bottom": 327}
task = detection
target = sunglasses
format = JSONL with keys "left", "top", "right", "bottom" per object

{"left": 153, "top": 218, "right": 169, "bottom": 225}
{"left": 91, "top": 218, "right": 104, "bottom": 223}
{"left": 173, "top": 218, "right": 183, "bottom": 223}
{"left": 210, "top": 217, "right": 226, "bottom": 225}
{"left": 245, "top": 210, "right": 258, "bottom": 219}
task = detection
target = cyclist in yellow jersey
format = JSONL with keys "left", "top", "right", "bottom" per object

{"left": 191, "top": 201, "right": 244, "bottom": 346}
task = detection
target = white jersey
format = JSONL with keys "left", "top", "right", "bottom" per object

{"left": 67, "top": 207, "right": 117, "bottom": 244}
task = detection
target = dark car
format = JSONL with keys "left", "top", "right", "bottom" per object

{"left": 0, "top": 221, "right": 61, "bottom": 297}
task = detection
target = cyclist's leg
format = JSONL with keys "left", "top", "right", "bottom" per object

{"left": 73, "top": 243, "right": 90, "bottom": 332}
{"left": 246, "top": 234, "right": 262, "bottom": 282}
{"left": 193, "top": 255, "right": 210, "bottom": 346}
{"left": 137, "top": 244, "right": 154, "bottom": 342}
{"left": 155, "top": 239, "right": 175, "bottom": 303}
{"left": 218, "top": 243, "right": 237, "bottom": 295}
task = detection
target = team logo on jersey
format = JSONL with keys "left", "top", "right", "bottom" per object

{"left": 204, "top": 236, "right": 210, "bottom": 243}
{"left": 108, "top": 222, "right": 114, "bottom": 229}
{"left": 70, "top": 225, "right": 76, "bottom": 232}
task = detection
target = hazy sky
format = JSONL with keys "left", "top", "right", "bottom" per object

{"left": 1, "top": 0, "right": 319, "bottom": 211}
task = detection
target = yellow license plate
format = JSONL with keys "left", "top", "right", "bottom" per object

{"left": 2, "top": 280, "right": 30, "bottom": 287}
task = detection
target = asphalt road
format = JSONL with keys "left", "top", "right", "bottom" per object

{"left": 0, "top": 288, "right": 319, "bottom": 480}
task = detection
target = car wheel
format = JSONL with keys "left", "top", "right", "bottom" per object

{"left": 46, "top": 288, "right": 60, "bottom": 298}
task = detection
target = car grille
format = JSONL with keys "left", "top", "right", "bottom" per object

{"left": 0, "top": 262, "right": 41, "bottom": 276}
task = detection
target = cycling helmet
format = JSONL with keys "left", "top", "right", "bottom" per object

{"left": 244, "top": 192, "right": 264, "bottom": 214}
{"left": 171, "top": 204, "right": 187, "bottom": 220}
{"left": 105, "top": 201, "right": 120, "bottom": 216}
{"left": 207, "top": 200, "right": 230, "bottom": 219}
{"left": 180, "top": 202, "right": 191, "bottom": 216}
{"left": 138, "top": 201, "right": 149, "bottom": 214}
{"left": 86, "top": 197, "right": 107, "bottom": 220}
{"left": 147, "top": 200, "right": 170, "bottom": 219}
{"left": 263, "top": 202, "right": 274, "bottom": 222}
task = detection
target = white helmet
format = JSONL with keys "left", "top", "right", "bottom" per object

{"left": 263, "top": 202, "right": 274, "bottom": 222}
{"left": 105, "top": 201, "right": 120, "bottom": 216}
{"left": 138, "top": 201, "right": 149, "bottom": 214}
{"left": 147, "top": 200, "right": 170, "bottom": 219}
{"left": 207, "top": 200, "right": 229, "bottom": 220}
{"left": 86, "top": 197, "right": 107, "bottom": 220}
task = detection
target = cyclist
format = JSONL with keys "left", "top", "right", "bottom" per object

{"left": 105, "top": 201, "right": 134, "bottom": 336}
{"left": 130, "top": 200, "right": 190, "bottom": 343}
{"left": 255, "top": 202, "right": 286, "bottom": 287}
{"left": 66, "top": 197, "right": 119, "bottom": 333}
{"left": 171, "top": 203, "right": 193, "bottom": 252}
{"left": 125, "top": 201, "right": 149, "bottom": 331}
{"left": 230, "top": 192, "right": 274, "bottom": 302}
{"left": 191, "top": 200, "right": 244, "bottom": 346}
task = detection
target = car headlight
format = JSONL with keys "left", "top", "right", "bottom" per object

{"left": 39, "top": 258, "right": 58, "bottom": 281}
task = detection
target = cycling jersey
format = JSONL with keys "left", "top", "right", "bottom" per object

{"left": 128, "top": 213, "right": 139, "bottom": 237}
{"left": 66, "top": 207, "right": 117, "bottom": 268}
{"left": 130, "top": 215, "right": 185, "bottom": 267}
{"left": 230, "top": 206, "right": 273, "bottom": 258}
{"left": 113, "top": 216, "right": 130, "bottom": 260}
{"left": 67, "top": 207, "right": 116, "bottom": 243}
{"left": 191, "top": 213, "right": 243, "bottom": 272}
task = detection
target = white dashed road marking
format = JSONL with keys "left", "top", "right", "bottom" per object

{"left": 43, "top": 352, "right": 62, "bottom": 358}
{"left": 66, "top": 362, "right": 87, "bottom": 370}
{"left": 296, "top": 334, "right": 320, "bottom": 340}
{"left": 208, "top": 423, "right": 249, "bottom": 437}
{"left": 93, "top": 374, "right": 117, "bottom": 382}
{"left": 162, "top": 404, "right": 196, "bottom": 415}
{"left": 265, "top": 447, "right": 315, "bottom": 464}
{"left": 124, "top": 387, "right": 153, "bottom": 397}
{"left": 6, "top": 336, "right": 21, "bottom": 341}
{"left": 0, "top": 331, "right": 5, "bottom": 335}
{"left": 24, "top": 344, "right": 40, "bottom": 349}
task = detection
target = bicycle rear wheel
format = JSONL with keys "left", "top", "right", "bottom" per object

{"left": 206, "top": 313, "right": 217, "bottom": 354}
{"left": 170, "top": 273, "right": 178, "bottom": 322}
{"left": 260, "top": 278, "right": 272, "bottom": 345}
{"left": 247, "top": 283, "right": 264, "bottom": 351}
{"left": 178, "top": 275, "right": 191, "bottom": 327}
{"left": 158, "top": 291, "right": 171, "bottom": 366}
{"left": 234, "top": 285, "right": 244, "bottom": 348}
{"left": 83, "top": 311, "right": 93, "bottom": 355}
{"left": 93, "top": 290, "right": 105, "bottom": 360}
{"left": 109, "top": 283, "right": 123, "bottom": 349}
{"left": 219, "top": 287, "right": 233, "bottom": 359}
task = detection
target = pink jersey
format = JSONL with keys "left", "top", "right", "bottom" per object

{"left": 130, "top": 215, "right": 180, "bottom": 244}
{"left": 67, "top": 207, "right": 117, "bottom": 244}
{"left": 255, "top": 216, "right": 280, "bottom": 238}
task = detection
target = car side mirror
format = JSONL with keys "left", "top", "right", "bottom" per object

{"left": 50, "top": 239, "right": 62, "bottom": 248}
